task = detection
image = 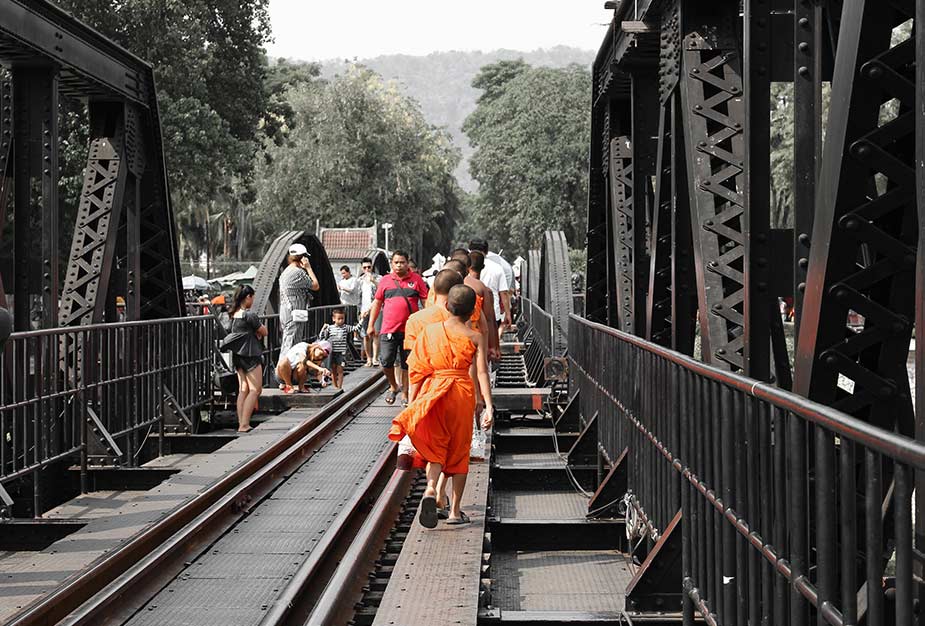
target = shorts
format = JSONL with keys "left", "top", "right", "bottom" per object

{"left": 358, "top": 312, "right": 382, "bottom": 338}
{"left": 379, "top": 333, "right": 409, "bottom": 369}
{"left": 233, "top": 354, "right": 264, "bottom": 373}
{"left": 329, "top": 352, "right": 346, "bottom": 367}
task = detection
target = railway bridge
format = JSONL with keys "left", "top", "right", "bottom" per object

{"left": 0, "top": 1, "right": 924, "bottom": 625}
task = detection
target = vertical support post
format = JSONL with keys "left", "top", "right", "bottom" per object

{"left": 670, "top": 93, "right": 696, "bottom": 356}
{"left": 743, "top": 0, "right": 772, "bottom": 381}
{"left": 792, "top": 0, "right": 822, "bottom": 341}
{"left": 58, "top": 102, "right": 128, "bottom": 326}
{"left": 12, "top": 66, "right": 59, "bottom": 331}
{"left": 0, "top": 79, "right": 12, "bottom": 308}
{"left": 915, "top": 0, "right": 925, "bottom": 608}
{"left": 631, "top": 73, "right": 658, "bottom": 338}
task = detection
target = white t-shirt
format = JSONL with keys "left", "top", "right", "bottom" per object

{"left": 480, "top": 258, "right": 510, "bottom": 319}
{"left": 359, "top": 273, "right": 379, "bottom": 314}
{"left": 285, "top": 342, "right": 309, "bottom": 369}
{"left": 338, "top": 276, "right": 360, "bottom": 306}
{"left": 487, "top": 252, "right": 514, "bottom": 295}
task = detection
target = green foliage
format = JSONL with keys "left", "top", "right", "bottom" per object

{"left": 322, "top": 47, "right": 595, "bottom": 191}
{"left": 462, "top": 62, "right": 591, "bottom": 257}
{"left": 253, "top": 66, "right": 462, "bottom": 260}
{"left": 52, "top": 0, "right": 272, "bottom": 261}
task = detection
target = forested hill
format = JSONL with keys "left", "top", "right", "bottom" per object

{"left": 319, "top": 46, "right": 595, "bottom": 191}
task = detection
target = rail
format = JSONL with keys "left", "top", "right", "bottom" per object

{"left": 569, "top": 314, "right": 925, "bottom": 626}
{"left": 1, "top": 316, "right": 213, "bottom": 512}
{"left": 0, "top": 303, "right": 357, "bottom": 515}
{"left": 519, "top": 297, "right": 554, "bottom": 360}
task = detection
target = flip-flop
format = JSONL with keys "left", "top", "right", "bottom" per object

{"left": 384, "top": 389, "right": 398, "bottom": 405}
{"left": 445, "top": 511, "right": 471, "bottom": 525}
{"left": 437, "top": 506, "right": 449, "bottom": 520}
{"left": 419, "top": 496, "right": 438, "bottom": 529}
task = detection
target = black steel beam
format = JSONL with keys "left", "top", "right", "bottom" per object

{"left": 0, "top": 0, "right": 150, "bottom": 105}
{"left": 12, "top": 66, "right": 58, "bottom": 330}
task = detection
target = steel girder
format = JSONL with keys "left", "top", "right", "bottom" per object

{"left": 794, "top": 0, "right": 918, "bottom": 434}
{"left": 539, "top": 231, "right": 573, "bottom": 357}
{"left": 609, "top": 135, "right": 634, "bottom": 331}
{"left": 12, "top": 66, "right": 58, "bottom": 331}
{"left": 527, "top": 249, "right": 541, "bottom": 303}
{"left": 58, "top": 104, "right": 129, "bottom": 326}
{"left": 0, "top": 79, "right": 11, "bottom": 310}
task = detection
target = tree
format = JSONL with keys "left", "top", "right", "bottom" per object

{"left": 463, "top": 62, "right": 590, "bottom": 257}
{"left": 253, "top": 66, "right": 462, "bottom": 261}
{"left": 52, "top": 0, "right": 272, "bottom": 263}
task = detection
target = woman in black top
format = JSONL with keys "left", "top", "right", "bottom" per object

{"left": 225, "top": 285, "right": 268, "bottom": 432}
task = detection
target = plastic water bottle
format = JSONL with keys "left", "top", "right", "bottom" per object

{"left": 470, "top": 423, "right": 487, "bottom": 462}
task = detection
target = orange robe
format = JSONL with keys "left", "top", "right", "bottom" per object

{"left": 423, "top": 292, "right": 482, "bottom": 329}
{"left": 389, "top": 323, "right": 477, "bottom": 475}
{"left": 403, "top": 305, "right": 450, "bottom": 351}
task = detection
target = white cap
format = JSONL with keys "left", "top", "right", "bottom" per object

{"left": 288, "top": 243, "right": 308, "bottom": 256}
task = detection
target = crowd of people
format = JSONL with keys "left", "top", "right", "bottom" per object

{"left": 219, "top": 239, "right": 517, "bottom": 527}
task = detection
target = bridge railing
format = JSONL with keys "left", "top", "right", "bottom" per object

{"left": 0, "top": 316, "right": 213, "bottom": 510}
{"left": 518, "top": 297, "right": 554, "bottom": 357}
{"left": 569, "top": 314, "right": 924, "bottom": 626}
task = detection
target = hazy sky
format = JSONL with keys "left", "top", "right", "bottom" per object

{"left": 266, "top": 1, "right": 608, "bottom": 61}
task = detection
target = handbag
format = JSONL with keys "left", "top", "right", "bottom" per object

{"left": 292, "top": 309, "right": 309, "bottom": 323}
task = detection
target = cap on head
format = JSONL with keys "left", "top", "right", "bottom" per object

{"left": 315, "top": 340, "right": 332, "bottom": 356}
{"left": 447, "top": 284, "right": 477, "bottom": 319}
{"left": 288, "top": 243, "right": 308, "bottom": 257}
{"left": 433, "top": 268, "right": 464, "bottom": 295}
{"left": 115, "top": 296, "right": 126, "bottom": 307}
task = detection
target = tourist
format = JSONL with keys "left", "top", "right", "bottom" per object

{"left": 358, "top": 257, "right": 380, "bottom": 367}
{"left": 319, "top": 308, "right": 363, "bottom": 389}
{"left": 278, "top": 243, "right": 320, "bottom": 360}
{"left": 388, "top": 284, "right": 493, "bottom": 527}
{"left": 338, "top": 265, "right": 360, "bottom": 308}
{"left": 221, "top": 285, "right": 268, "bottom": 432}
{"left": 276, "top": 340, "right": 332, "bottom": 393}
{"left": 366, "top": 250, "right": 429, "bottom": 406}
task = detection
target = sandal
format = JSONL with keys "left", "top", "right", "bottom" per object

{"left": 384, "top": 389, "right": 398, "bottom": 405}
{"left": 281, "top": 385, "right": 295, "bottom": 395}
{"left": 446, "top": 511, "right": 471, "bottom": 525}
{"left": 437, "top": 506, "right": 449, "bottom": 520}
{"left": 419, "top": 495, "right": 438, "bottom": 529}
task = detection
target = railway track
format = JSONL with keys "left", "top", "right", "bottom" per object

{"left": 7, "top": 374, "right": 420, "bottom": 626}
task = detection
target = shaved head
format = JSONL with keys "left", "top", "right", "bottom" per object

{"left": 443, "top": 259, "right": 467, "bottom": 276}
{"left": 433, "top": 268, "right": 464, "bottom": 295}
{"left": 447, "top": 284, "right": 477, "bottom": 319}
{"left": 450, "top": 249, "right": 471, "bottom": 267}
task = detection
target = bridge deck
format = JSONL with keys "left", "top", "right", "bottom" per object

{"left": 372, "top": 457, "right": 490, "bottom": 626}
{"left": 0, "top": 368, "right": 380, "bottom": 623}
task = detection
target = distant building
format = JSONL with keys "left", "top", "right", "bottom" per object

{"left": 318, "top": 226, "right": 390, "bottom": 276}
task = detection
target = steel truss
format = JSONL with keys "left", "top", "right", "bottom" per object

{"left": 585, "top": 0, "right": 925, "bottom": 622}
{"left": 0, "top": 0, "right": 183, "bottom": 329}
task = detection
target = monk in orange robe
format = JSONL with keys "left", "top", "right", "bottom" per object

{"left": 449, "top": 251, "right": 499, "bottom": 362}
{"left": 389, "top": 285, "right": 494, "bottom": 527}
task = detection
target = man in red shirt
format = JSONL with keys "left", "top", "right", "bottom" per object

{"left": 367, "top": 250, "right": 429, "bottom": 405}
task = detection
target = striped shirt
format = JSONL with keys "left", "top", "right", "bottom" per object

{"left": 319, "top": 322, "right": 362, "bottom": 354}
{"left": 279, "top": 265, "right": 313, "bottom": 312}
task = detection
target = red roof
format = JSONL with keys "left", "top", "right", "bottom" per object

{"left": 320, "top": 228, "right": 376, "bottom": 260}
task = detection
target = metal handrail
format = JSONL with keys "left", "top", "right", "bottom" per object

{"left": 569, "top": 313, "right": 924, "bottom": 626}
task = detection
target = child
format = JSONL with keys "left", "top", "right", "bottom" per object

{"left": 319, "top": 308, "right": 363, "bottom": 389}
{"left": 276, "top": 341, "right": 332, "bottom": 393}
